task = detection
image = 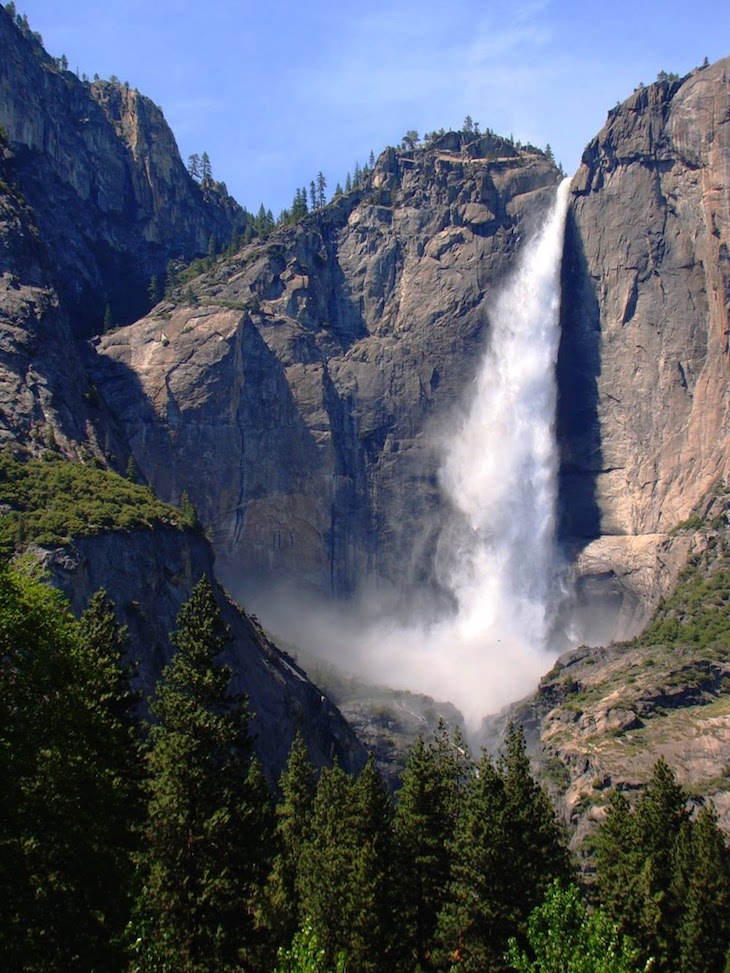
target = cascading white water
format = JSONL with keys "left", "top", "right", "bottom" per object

{"left": 256, "top": 180, "right": 572, "bottom": 729}
{"left": 359, "top": 178, "right": 572, "bottom": 726}
{"left": 437, "top": 176, "right": 572, "bottom": 662}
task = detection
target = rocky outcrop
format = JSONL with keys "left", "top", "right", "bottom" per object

{"left": 90, "top": 136, "right": 560, "bottom": 598}
{"left": 0, "top": 7, "right": 242, "bottom": 335}
{"left": 558, "top": 59, "right": 730, "bottom": 636}
{"left": 36, "top": 526, "right": 366, "bottom": 779}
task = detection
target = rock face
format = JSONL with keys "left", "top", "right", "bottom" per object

{"left": 91, "top": 137, "right": 560, "bottom": 598}
{"left": 0, "top": 7, "right": 241, "bottom": 335}
{"left": 559, "top": 59, "right": 730, "bottom": 636}
{"left": 36, "top": 527, "right": 366, "bottom": 779}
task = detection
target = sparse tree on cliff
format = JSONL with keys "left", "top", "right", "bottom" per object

{"left": 316, "top": 171, "right": 327, "bottom": 209}
{"left": 200, "top": 151, "right": 212, "bottom": 185}
{"left": 187, "top": 153, "right": 201, "bottom": 180}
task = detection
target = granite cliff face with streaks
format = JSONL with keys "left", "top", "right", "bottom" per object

{"left": 558, "top": 58, "right": 730, "bottom": 637}
{"left": 91, "top": 136, "right": 560, "bottom": 598}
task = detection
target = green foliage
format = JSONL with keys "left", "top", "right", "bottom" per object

{"left": 274, "top": 921, "right": 347, "bottom": 973}
{"left": 436, "top": 723, "right": 571, "bottom": 971}
{"left": 0, "top": 449, "right": 187, "bottom": 553}
{"left": 0, "top": 564, "right": 141, "bottom": 971}
{"left": 179, "top": 490, "right": 202, "bottom": 531}
{"left": 297, "top": 755, "right": 396, "bottom": 973}
{"left": 130, "top": 577, "right": 273, "bottom": 972}
{"left": 638, "top": 532, "right": 730, "bottom": 648}
{"left": 506, "top": 881, "right": 645, "bottom": 973}
{"left": 595, "top": 759, "right": 730, "bottom": 972}
{"left": 393, "top": 723, "right": 471, "bottom": 970}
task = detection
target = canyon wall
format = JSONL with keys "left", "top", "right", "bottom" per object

{"left": 559, "top": 57, "right": 730, "bottom": 636}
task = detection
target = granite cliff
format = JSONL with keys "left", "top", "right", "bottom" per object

{"left": 483, "top": 59, "right": 730, "bottom": 844}
{"left": 0, "top": 6, "right": 242, "bottom": 336}
{"left": 89, "top": 135, "right": 560, "bottom": 600}
{"left": 558, "top": 57, "right": 730, "bottom": 639}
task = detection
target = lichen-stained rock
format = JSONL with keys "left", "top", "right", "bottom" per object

{"left": 559, "top": 58, "right": 730, "bottom": 635}
{"left": 91, "top": 136, "right": 560, "bottom": 597}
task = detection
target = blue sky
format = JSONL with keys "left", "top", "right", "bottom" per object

{"left": 15, "top": 0, "right": 730, "bottom": 215}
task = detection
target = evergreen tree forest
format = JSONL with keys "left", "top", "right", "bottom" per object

{"left": 2, "top": 562, "right": 730, "bottom": 971}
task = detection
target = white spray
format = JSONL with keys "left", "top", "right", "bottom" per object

{"left": 258, "top": 180, "right": 572, "bottom": 728}
{"left": 436, "top": 177, "right": 572, "bottom": 670}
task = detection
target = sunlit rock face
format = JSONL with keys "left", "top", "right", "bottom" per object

{"left": 558, "top": 58, "right": 730, "bottom": 638}
{"left": 91, "top": 136, "right": 560, "bottom": 600}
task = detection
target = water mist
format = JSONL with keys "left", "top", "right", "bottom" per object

{"left": 256, "top": 180, "right": 572, "bottom": 729}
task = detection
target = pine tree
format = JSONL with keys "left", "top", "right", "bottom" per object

{"left": 187, "top": 153, "right": 201, "bottom": 180}
{"left": 265, "top": 733, "right": 317, "bottom": 949}
{"left": 436, "top": 727, "right": 570, "bottom": 972}
{"left": 297, "top": 756, "right": 394, "bottom": 972}
{"left": 349, "top": 755, "right": 397, "bottom": 972}
{"left": 297, "top": 763, "right": 358, "bottom": 968}
{"left": 0, "top": 567, "right": 141, "bottom": 972}
{"left": 369, "top": 149, "right": 375, "bottom": 168}
{"left": 345, "top": 172, "right": 352, "bottom": 193}
{"left": 147, "top": 274, "right": 161, "bottom": 306}
{"left": 677, "top": 804, "right": 730, "bottom": 973}
{"left": 200, "top": 151, "right": 212, "bottom": 185}
{"left": 594, "top": 790, "right": 641, "bottom": 939}
{"left": 393, "top": 725, "right": 470, "bottom": 970}
{"left": 130, "top": 577, "right": 268, "bottom": 973}
{"left": 632, "top": 758, "right": 688, "bottom": 967}
{"left": 435, "top": 753, "right": 510, "bottom": 972}
{"left": 309, "top": 180, "right": 317, "bottom": 212}
{"left": 316, "top": 171, "right": 327, "bottom": 209}
{"left": 500, "top": 722, "right": 572, "bottom": 922}
{"left": 596, "top": 760, "right": 693, "bottom": 972}
{"left": 291, "top": 187, "right": 308, "bottom": 221}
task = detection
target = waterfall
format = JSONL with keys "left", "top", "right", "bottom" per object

{"left": 364, "top": 178, "right": 572, "bottom": 726}
{"left": 437, "top": 177, "right": 572, "bottom": 665}
{"left": 254, "top": 179, "right": 572, "bottom": 729}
